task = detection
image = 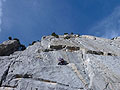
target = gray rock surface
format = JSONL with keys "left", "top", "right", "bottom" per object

{"left": 0, "top": 35, "right": 120, "bottom": 90}
{"left": 0, "top": 40, "right": 20, "bottom": 56}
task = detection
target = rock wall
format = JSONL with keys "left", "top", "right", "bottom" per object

{"left": 0, "top": 35, "right": 120, "bottom": 90}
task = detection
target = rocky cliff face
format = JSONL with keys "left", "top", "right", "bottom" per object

{"left": 0, "top": 35, "right": 120, "bottom": 90}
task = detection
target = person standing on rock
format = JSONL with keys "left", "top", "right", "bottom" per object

{"left": 58, "top": 57, "right": 68, "bottom": 65}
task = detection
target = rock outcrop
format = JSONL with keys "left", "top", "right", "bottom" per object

{"left": 0, "top": 35, "right": 120, "bottom": 90}
{"left": 0, "top": 40, "right": 20, "bottom": 56}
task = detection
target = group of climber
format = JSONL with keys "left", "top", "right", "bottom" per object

{"left": 58, "top": 57, "right": 68, "bottom": 65}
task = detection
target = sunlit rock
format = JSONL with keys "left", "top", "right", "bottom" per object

{"left": 0, "top": 35, "right": 120, "bottom": 90}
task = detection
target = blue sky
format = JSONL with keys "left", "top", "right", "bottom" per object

{"left": 0, "top": 0, "right": 120, "bottom": 45}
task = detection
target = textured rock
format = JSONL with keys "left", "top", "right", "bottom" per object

{"left": 0, "top": 35, "right": 120, "bottom": 90}
{"left": 0, "top": 40, "right": 20, "bottom": 56}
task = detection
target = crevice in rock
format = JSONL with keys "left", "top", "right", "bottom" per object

{"left": 49, "top": 45, "right": 66, "bottom": 50}
{"left": 43, "top": 44, "right": 117, "bottom": 57}
{"left": 0, "top": 61, "right": 22, "bottom": 87}
{"left": 13, "top": 74, "right": 32, "bottom": 79}
{"left": 103, "top": 83, "right": 109, "bottom": 90}
{"left": 86, "top": 50, "right": 117, "bottom": 56}
{"left": 86, "top": 50, "right": 104, "bottom": 55}
{"left": 0, "top": 61, "right": 13, "bottom": 87}
{"left": 81, "top": 53, "right": 84, "bottom": 59}
{"left": 11, "top": 74, "right": 84, "bottom": 89}
{"left": 2, "top": 74, "right": 32, "bottom": 88}
{"left": 44, "top": 45, "right": 80, "bottom": 52}
{"left": 1, "top": 85, "right": 17, "bottom": 88}
{"left": 66, "top": 46, "right": 80, "bottom": 51}
{"left": 42, "top": 49, "right": 54, "bottom": 52}
{"left": 33, "top": 78, "right": 84, "bottom": 89}
{"left": 107, "top": 53, "right": 116, "bottom": 56}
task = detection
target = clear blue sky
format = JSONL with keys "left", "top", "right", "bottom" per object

{"left": 1, "top": 0, "right": 120, "bottom": 45}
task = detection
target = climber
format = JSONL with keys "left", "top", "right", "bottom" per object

{"left": 58, "top": 57, "right": 68, "bottom": 65}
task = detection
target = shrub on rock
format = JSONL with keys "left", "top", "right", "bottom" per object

{"left": 20, "top": 44, "right": 26, "bottom": 51}
{"left": 51, "top": 32, "right": 59, "bottom": 38}
{"left": 64, "top": 36, "right": 71, "bottom": 39}
{"left": 8, "top": 36, "right": 12, "bottom": 40}
{"left": 13, "top": 38, "right": 20, "bottom": 42}
{"left": 64, "top": 33, "right": 68, "bottom": 35}
{"left": 71, "top": 32, "right": 73, "bottom": 35}
{"left": 32, "top": 41, "right": 36, "bottom": 45}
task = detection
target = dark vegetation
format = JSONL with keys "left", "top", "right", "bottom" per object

{"left": 20, "top": 44, "right": 26, "bottom": 51}
{"left": 32, "top": 41, "right": 37, "bottom": 45}
{"left": 8, "top": 36, "right": 12, "bottom": 40}
{"left": 71, "top": 32, "right": 73, "bottom": 35}
{"left": 64, "top": 36, "right": 71, "bottom": 39}
{"left": 51, "top": 32, "right": 59, "bottom": 38}
{"left": 64, "top": 33, "right": 68, "bottom": 35}
{"left": 42, "top": 36, "right": 46, "bottom": 39}
{"left": 8, "top": 32, "right": 80, "bottom": 49}
{"left": 77, "top": 34, "right": 80, "bottom": 37}
{"left": 87, "top": 50, "right": 104, "bottom": 55}
{"left": 29, "top": 40, "right": 38, "bottom": 46}
{"left": 13, "top": 38, "right": 20, "bottom": 42}
{"left": 51, "top": 32, "right": 80, "bottom": 39}
{"left": 64, "top": 32, "right": 74, "bottom": 35}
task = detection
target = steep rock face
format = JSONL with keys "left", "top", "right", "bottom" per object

{"left": 0, "top": 40, "right": 20, "bottom": 56}
{"left": 0, "top": 35, "right": 120, "bottom": 90}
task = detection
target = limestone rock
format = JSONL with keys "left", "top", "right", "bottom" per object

{"left": 0, "top": 40, "right": 20, "bottom": 56}
{"left": 0, "top": 35, "right": 120, "bottom": 90}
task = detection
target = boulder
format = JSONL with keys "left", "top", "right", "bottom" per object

{"left": 0, "top": 40, "right": 20, "bottom": 56}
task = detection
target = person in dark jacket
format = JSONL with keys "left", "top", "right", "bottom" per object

{"left": 58, "top": 57, "right": 68, "bottom": 65}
